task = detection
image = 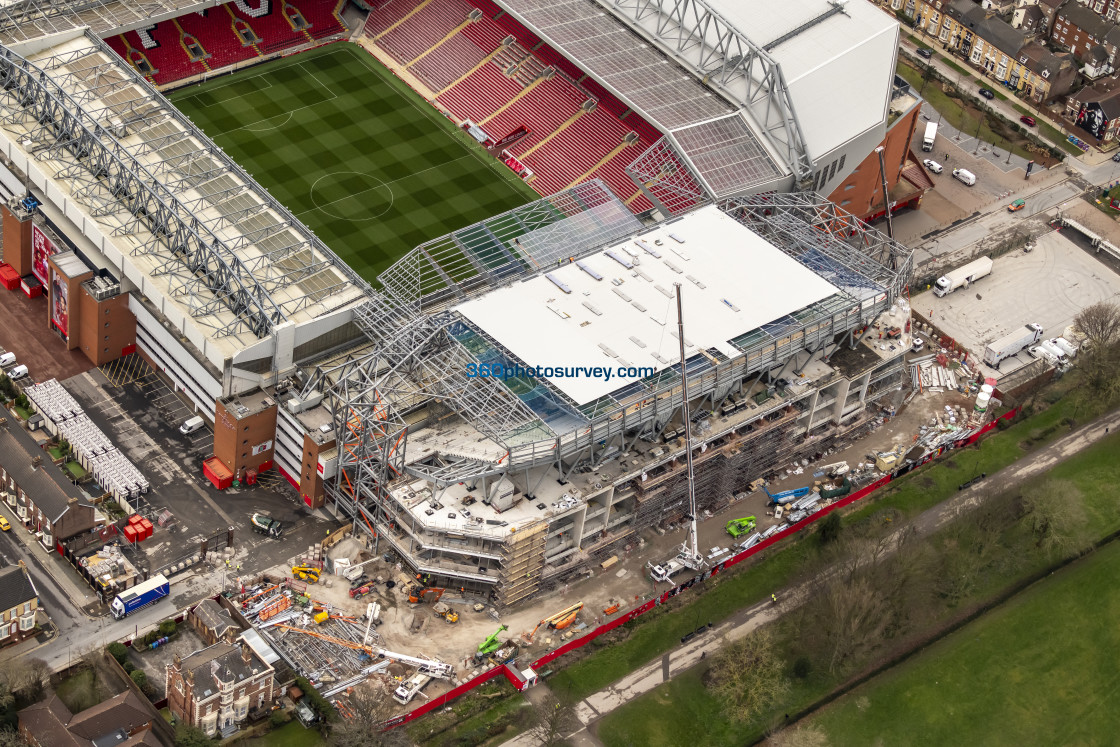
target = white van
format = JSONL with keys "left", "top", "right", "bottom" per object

{"left": 179, "top": 415, "right": 205, "bottom": 435}
{"left": 952, "top": 168, "right": 976, "bottom": 186}
{"left": 8, "top": 365, "right": 28, "bottom": 380}
{"left": 0, "top": 352, "right": 14, "bottom": 367}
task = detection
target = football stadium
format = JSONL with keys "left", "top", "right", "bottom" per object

{"left": 0, "top": 0, "right": 916, "bottom": 606}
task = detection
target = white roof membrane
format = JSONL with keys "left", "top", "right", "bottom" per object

{"left": 455, "top": 205, "right": 840, "bottom": 404}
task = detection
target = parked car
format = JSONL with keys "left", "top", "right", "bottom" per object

{"left": 1112, "top": 152, "right": 1120, "bottom": 163}
{"left": 0, "top": 516, "right": 9, "bottom": 532}
{"left": 1007, "top": 199, "right": 1026, "bottom": 212}
{"left": 979, "top": 88, "right": 995, "bottom": 99}
{"left": 922, "top": 158, "right": 943, "bottom": 174}
{"left": 1019, "top": 115, "right": 1036, "bottom": 127}
{"left": 917, "top": 48, "right": 933, "bottom": 59}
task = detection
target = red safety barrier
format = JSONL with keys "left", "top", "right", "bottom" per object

{"left": 385, "top": 407, "right": 1020, "bottom": 728}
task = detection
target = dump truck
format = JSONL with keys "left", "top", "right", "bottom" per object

{"left": 933, "top": 256, "right": 993, "bottom": 297}
{"left": 432, "top": 602, "right": 459, "bottom": 623}
{"left": 725, "top": 516, "right": 757, "bottom": 538}
{"left": 250, "top": 513, "right": 283, "bottom": 538}
{"left": 983, "top": 323, "right": 1043, "bottom": 368}
{"left": 110, "top": 574, "right": 170, "bottom": 619}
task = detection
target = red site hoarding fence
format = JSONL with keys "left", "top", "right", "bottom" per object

{"left": 384, "top": 407, "right": 1020, "bottom": 728}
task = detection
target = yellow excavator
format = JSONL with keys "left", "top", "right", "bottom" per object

{"left": 522, "top": 601, "right": 584, "bottom": 644}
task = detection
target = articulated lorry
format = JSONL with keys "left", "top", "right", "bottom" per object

{"left": 933, "top": 256, "right": 993, "bottom": 297}
{"left": 922, "top": 122, "right": 937, "bottom": 151}
{"left": 111, "top": 574, "right": 170, "bottom": 619}
{"left": 984, "top": 323, "right": 1043, "bottom": 368}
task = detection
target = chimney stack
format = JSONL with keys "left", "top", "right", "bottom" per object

{"left": 31, "top": 456, "right": 41, "bottom": 470}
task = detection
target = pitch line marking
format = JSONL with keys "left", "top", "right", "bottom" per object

{"left": 306, "top": 171, "right": 396, "bottom": 222}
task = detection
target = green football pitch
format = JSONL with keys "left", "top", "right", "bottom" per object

{"left": 167, "top": 43, "right": 537, "bottom": 283}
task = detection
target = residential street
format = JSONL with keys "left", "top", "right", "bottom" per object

{"left": 502, "top": 409, "right": 1120, "bottom": 746}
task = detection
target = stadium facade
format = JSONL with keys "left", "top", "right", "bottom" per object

{"left": 0, "top": 1, "right": 919, "bottom": 605}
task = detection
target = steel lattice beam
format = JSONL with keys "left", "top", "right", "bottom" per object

{"left": 598, "top": 0, "right": 814, "bottom": 183}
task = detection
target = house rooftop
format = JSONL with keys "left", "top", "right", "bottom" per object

{"left": 0, "top": 422, "right": 93, "bottom": 523}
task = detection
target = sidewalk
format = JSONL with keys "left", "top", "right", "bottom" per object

{"left": 508, "top": 408, "right": 1120, "bottom": 744}
{"left": 0, "top": 502, "right": 101, "bottom": 614}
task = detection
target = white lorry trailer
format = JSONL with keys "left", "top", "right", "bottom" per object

{"left": 933, "top": 256, "right": 993, "bottom": 297}
{"left": 922, "top": 122, "right": 937, "bottom": 151}
{"left": 984, "top": 323, "right": 1043, "bottom": 368}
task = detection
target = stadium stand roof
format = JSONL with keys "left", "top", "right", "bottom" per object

{"left": 705, "top": 0, "right": 899, "bottom": 167}
{"left": 0, "top": 0, "right": 209, "bottom": 44}
{"left": 0, "top": 29, "right": 371, "bottom": 356}
{"left": 500, "top": 0, "right": 897, "bottom": 201}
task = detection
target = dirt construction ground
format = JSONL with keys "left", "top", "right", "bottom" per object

{"left": 267, "top": 380, "right": 972, "bottom": 708}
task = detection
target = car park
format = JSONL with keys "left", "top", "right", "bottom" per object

{"left": 1019, "top": 115, "right": 1036, "bottom": 127}
{"left": 1007, "top": 199, "right": 1026, "bottom": 212}
{"left": 979, "top": 88, "right": 994, "bottom": 99}
{"left": 917, "top": 48, "right": 933, "bottom": 59}
{"left": 922, "top": 158, "right": 943, "bottom": 174}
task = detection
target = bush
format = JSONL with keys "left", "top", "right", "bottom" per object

{"left": 123, "top": 661, "right": 135, "bottom": 674}
{"left": 159, "top": 620, "right": 176, "bottom": 638}
{"left": 107, "top": 642, "right": 129, "bottom": 666}
{"left": 130, "top": 669, "right": 148, "bottom": 691}
{"left": 816, "top": 512, "right": 842, "bottom": 544}
{"left": 269, "top": 709, "right": 288, "bottom": 728}
{"left": 793, "top": 656, "right": 812, "bottom": 679}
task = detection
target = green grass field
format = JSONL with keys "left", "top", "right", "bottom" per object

{"left": 168, "top": 44, "right": 537, "bottom": 282}
{"left": 808, "top": 537, "right": 1120, "bottom": 746}
{"left": 595, "top": 431, "right": 1120, "bottom": 747}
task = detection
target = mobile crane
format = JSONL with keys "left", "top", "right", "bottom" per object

{"left": 648, "top": 284, "right": 705, "bottom": 584}
{"left": 273, "top": 625, "right": 453, "bottom": 678}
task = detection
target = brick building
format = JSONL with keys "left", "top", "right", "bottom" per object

{"left": 0, "top": 563, "right": 39, "bottom": 646}
{"left": 827, "top": 76, "right": 932, "bottom": 223}
{"left": 0, "top": 424, "right": 98, "bottom": 550}
{"left": 19, "top": 690, "right": 166, "bottom": 747}
{"left": 166, "top": 641, "right": 276, "bottom": 739}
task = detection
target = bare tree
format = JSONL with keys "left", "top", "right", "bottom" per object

{"left": 706, "top": 628, "right": 791, "bottom": 723}
{"left": 1019, "top": 479, "right": 1092, "bottom": 558}
{"left": 1074, "top": 301, "right": 1120, "bottom": 351}
{"left": 525, "top": 693, "right": 576, "bottom": 747}
{"left": 329, "top": 683, "right": 413, "bottom": 747}
{"left": 1074, "top": 302, "right": 1120, "bottom": 400}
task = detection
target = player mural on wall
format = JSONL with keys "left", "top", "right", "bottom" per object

{"left": 50, "top": 267, "right": 69, "bottom": 338}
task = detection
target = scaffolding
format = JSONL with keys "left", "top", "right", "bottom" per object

{"left": 317, "top": 193, "right": 913, "bottom": 605}
{"left": 495, "top": 521, "right": 546, "bottom": 608}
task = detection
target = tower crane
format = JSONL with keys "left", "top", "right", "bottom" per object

{"left": 648, "top": 284, "right": 706, "bottom": 583}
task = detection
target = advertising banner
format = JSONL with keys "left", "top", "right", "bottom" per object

{"left": 50, "top": 266, "right": 69, "bottom": 338}
{"left": 31, "top": 224, "right": 58, "bottom": 285}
